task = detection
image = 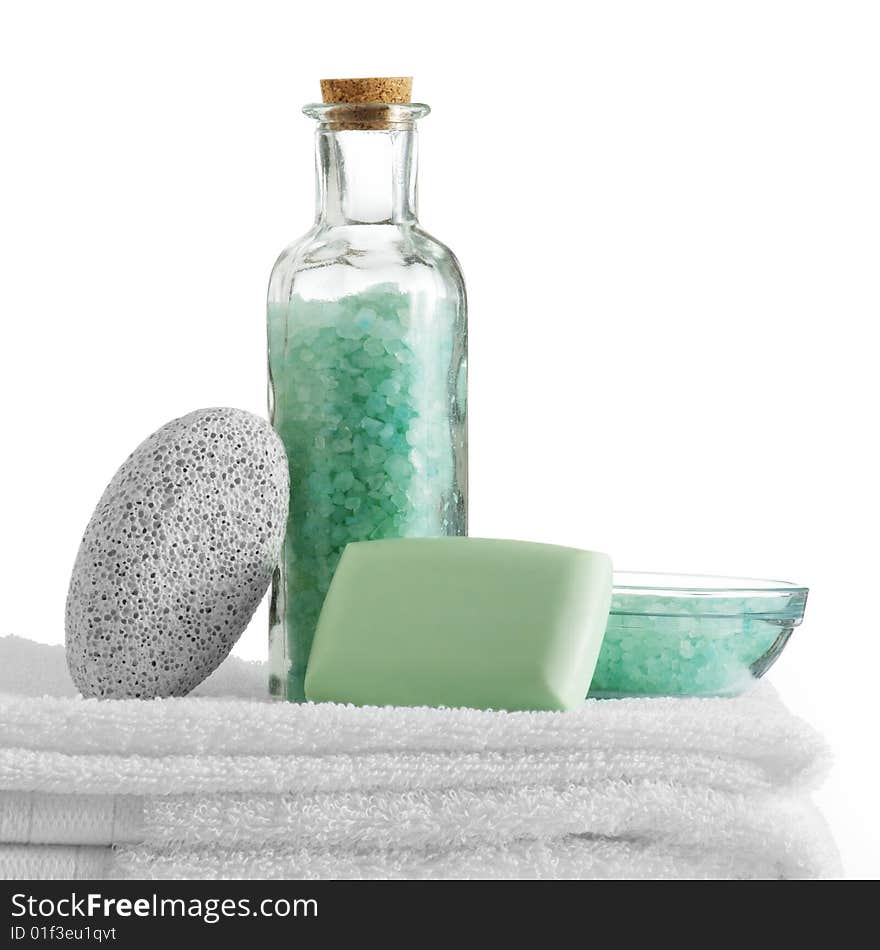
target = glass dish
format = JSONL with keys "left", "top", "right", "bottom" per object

{"left": 588, "top": 572, "right": 808, "bottom": 698}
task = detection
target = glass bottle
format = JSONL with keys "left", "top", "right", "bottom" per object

{"left": 267, "top": 90, "right": 468, "bottom": 701}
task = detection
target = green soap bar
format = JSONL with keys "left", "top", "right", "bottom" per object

{"left": 304, "top": 538, "right": 612, "bottom": 711}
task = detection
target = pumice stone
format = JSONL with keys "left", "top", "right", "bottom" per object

{"left": 65, "top": 408, "right": 289, "bottom": 699}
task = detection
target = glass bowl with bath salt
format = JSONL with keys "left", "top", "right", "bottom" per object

{"left": 587, "top": 573, "right": 808, "bottom": 698}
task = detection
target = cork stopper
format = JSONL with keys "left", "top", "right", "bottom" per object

{"left": 320, "top": 77, "right": 412, "bottom": 105}
{"left": 312, "top": 78, "right": 422, "bottom": 131}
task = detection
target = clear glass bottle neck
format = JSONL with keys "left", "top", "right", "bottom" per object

{"left": 315, "top": 127, "right": 418, "bottom": 227}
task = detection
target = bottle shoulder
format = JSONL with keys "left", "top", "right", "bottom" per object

{"left": 408, "top": 226, "right": 465, "bottom": 276}
{"left": 268, "top": 224, "right": 465, "bottom": 303}
{"left": 269, "top": 225, "right": 321, "bottom": 277}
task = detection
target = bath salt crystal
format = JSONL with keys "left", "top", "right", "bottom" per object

{"left": 588, "top": 592, "right": 792, "bottom": 697}
{"left": 268, "top": 283, "right": 464, "bottom": 699}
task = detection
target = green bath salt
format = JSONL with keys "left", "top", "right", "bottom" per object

{"left": 268, "top": 283, "right": 466, "bottom": 700}
{"left": 587, "top": 581, "right": 807, "bottom": 697}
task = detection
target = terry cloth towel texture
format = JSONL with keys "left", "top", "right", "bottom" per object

{"left": 0, "top": 635, "right": 840, "bottom": 880}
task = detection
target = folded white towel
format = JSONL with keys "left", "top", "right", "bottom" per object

{"left": 0, "top": 830, "right": 833, "bottom": 882}
{"left": 0, "top": 635, "right": 840, "bottom": 880}
{"left": 0, "top": 837, "right": 791, "bottom": 881}
{"left": 0, "top": 745, "right": 793, "bottom": 796}
{"left": 0, "top": 784, "right": 836, "bottom": 876}
{"left": 111, "top": 834, "right": 830, "bottom": 881}
{"left": 0, "top": 844, "right": 112, "bottom": 880}
{"left": 0, "top": 638, "right": 827, "bottom": 789}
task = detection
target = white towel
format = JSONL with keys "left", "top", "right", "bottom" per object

{"left": 0, "top": 784, "right": 833, "bottom": 861}
{"left": 111, "top": 834, "right": 829, "bottom": 881}
{"left": 0, "top": 635, "right": 840, "bottom": 879}
{"left": 0, "top": 837, "right": 811, "bottom": 881}
{"left": 0, "top": 844, "right": 112, "bottom": 880}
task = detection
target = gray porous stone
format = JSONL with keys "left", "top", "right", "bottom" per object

{"left": 65, "top": 408, "right": 289, "bottom": 699}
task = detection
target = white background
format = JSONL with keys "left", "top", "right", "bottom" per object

{"left": 1, "top": 1, "right": 877, "bottom": 877}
